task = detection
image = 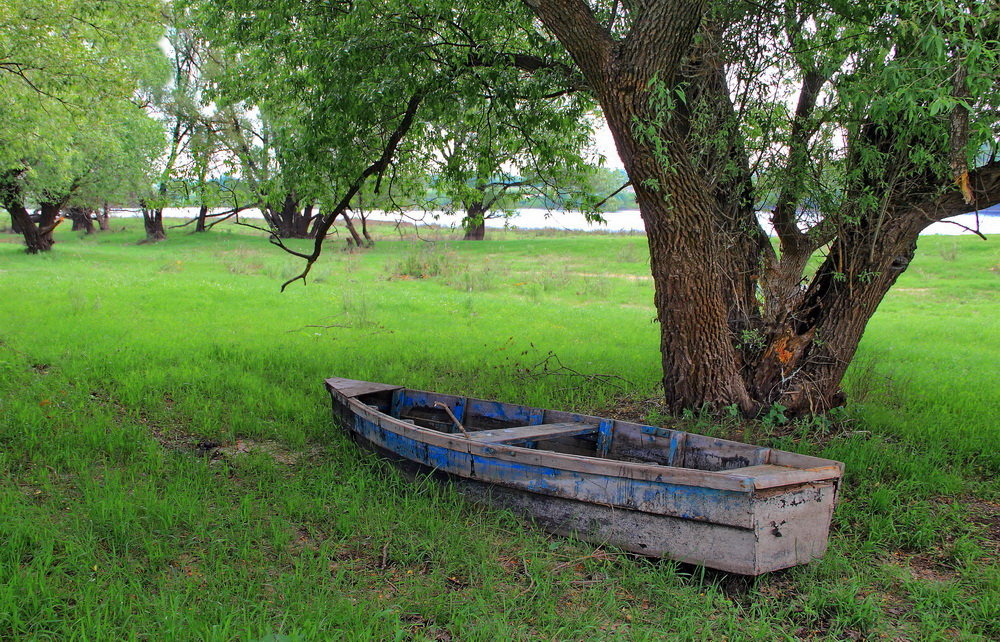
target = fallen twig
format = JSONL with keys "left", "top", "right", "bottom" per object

{"left": 512, "top": 350, "right": 635, "bottom": 391}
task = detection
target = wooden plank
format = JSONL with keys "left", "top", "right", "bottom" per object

{"left": 768, "top": 449, "right": 846, "bottom": 474}
{"left": 724, "top": 464, "right": 843, "bottom": 489}
{"left": 469, "top": 422, "right": 598, "bottom": 444}
{"left": 466, "top": 397, "right": 543, "bottom": 426}
{"left": 325, "top": 377, "right": 402, "bottom": 399}
{"left": 682, "top": 433, "right": 770, "bottom": 471}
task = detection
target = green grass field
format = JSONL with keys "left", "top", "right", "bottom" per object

{"left": 0, "top": 219, "right": 997, "bottom": 640}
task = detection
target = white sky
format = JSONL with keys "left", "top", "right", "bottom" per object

{"left": 594, "top": 118, "right": 625, "bottom": 169}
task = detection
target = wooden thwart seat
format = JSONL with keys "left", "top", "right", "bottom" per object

{"left": 469, "top": 422, "right": 598, "bottom": 445}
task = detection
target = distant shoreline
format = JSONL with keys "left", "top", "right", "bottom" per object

{"left": 105, "top": 206, "right": 1000, "bottom": 236}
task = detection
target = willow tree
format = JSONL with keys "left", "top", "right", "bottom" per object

{"left": 520, "top": 0, "right": 999, "bottom": 414}
{"left": 199, "top": 0, "right": 1000, "bottom": 415}
{"left": 196, "top": 0, "right": 598, "bottom": 247}
{"left": 0, "top": 0, "right": 164, "bottom": 252}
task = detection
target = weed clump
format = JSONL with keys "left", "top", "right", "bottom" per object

{"left": 387, "top": 244, "right": 455, "bottom": 279}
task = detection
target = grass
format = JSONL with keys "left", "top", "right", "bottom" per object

{"left": 0, "top": 219, "right": 997, "bottom": 640}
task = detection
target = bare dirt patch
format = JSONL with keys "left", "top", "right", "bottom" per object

{"left": 966, "top": 499, "right": 1000, "bottom": 557}
{"left": 888, "top": 551, "right": 957, "bottom": 583}
{"left": 215, "top": 438, "right": 319, "bottom": 465}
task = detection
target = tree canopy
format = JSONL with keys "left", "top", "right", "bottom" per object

{"left": 190, "top": 0, "right": 1000, "bottom": 414}
{"left": 0, "top": 0, "right": 165, "bottom": 251}
{"left": 2, "top": 0, "right": 997, "bottom": 415}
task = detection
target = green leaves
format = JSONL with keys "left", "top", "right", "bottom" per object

{"left": 0, "top": 0, "right": 164, "bottom": 206}
{"left": 190, "top": 0, "right": 598, "bottom": 218}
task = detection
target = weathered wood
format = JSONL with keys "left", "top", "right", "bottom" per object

{"left": 455, "top": 479, "right": 836, "bottom": 575}
{"left": 725, "top": 464, "right": 845, "bottom": 490}
{"left": 326, "top": 377, "right": 844, "bottom": 574}
{"left": 469, "top": 422, "right": 598, "bottom": 444}
{"left": 325, "top": 377, "right": 403, "bottom": 399}
{"left": 682, "top": 433, "right": 770, "bottom": 471}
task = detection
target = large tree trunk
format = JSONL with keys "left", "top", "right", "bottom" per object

{"left": 96, "top": 204, "right": 110, "bottom": 231}
{"left": 266, "top": 193, "right": 315, "bottom": 238}
{"left": 610, "top": 116, "right": 756, "bottom": 412}
{"left": 142, "top": 207, "right": 166, "bottom": 242}
{"left": 462, "top": 202, "right": 487, "bottom": 240}
{"left": 5, "top": 203, "right": 54, "bottom": 253}
{"left": 68, "top": 207, "right": 96, "bottom": 234}
{"left": 1, "top": 171, "right": 62, "bottom": 252}
{"left": 194, "top": 204, "right": 209, "bottom": 232}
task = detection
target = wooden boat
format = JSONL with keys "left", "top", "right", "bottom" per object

{"left": 325, "top": 376, "right": 844, "bottom": 575}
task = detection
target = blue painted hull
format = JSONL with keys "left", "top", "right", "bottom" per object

{"left": 326, "top": 377, "right": 843, "bottom": 574}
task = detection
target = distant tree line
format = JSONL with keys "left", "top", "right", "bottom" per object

{"left": 3, "top": 0, "right": 1000, "bottom": 417}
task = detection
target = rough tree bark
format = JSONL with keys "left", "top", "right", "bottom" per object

{"left": 526, "top": 0, "right": 1000, "bottom": 415}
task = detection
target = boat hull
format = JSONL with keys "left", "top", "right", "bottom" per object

{"left": 327, "top": 378, "right": 841, "bottom": 575}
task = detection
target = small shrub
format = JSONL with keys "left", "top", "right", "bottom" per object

{"left": 388, "top": 244, "right": 454, "bottom": 278}
{"left": 341, "top": 289, "right": 374, "bottom": 327}
{"left": 447, "top": 265, "right": 495, "bottom": 292}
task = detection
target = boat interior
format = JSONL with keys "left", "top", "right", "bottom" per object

{"left": 349, "top": 385, "right": 835, "bottom": 475}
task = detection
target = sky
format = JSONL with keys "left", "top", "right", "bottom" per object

{"left": 593, "top": 119, "right": 624, "bottom": 169}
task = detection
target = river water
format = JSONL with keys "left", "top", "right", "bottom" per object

{"left": 143, "top": 206, "right": 1000, "bottom": 236}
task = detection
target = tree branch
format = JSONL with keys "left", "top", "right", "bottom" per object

{"left": 620, "top": 0, "right": 709, "bottom": 82}
{"left": 521, "top": 0, "right": 614, "bottom": 91}
{"left": 771, "top": 69, "right": 828, "bottom": 252}
{"left": 912, "top": 161, "right": 1000, "bottom": 226}
{"left": 277, "top": 91, "right": 427, "bottom": 291}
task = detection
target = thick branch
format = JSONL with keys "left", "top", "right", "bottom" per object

{"left": 522, "top": 0, "right": 614, "bottom": 91}
{"left": 912, "top": 160, "right": 1000, "bottom": 226}
{"left": 278, "top": 91, "right": 426, "bottom": 291}
{"left": 621, "top": 0, "right": 708, "bottom": 82}
{"left": 772, "top": 69, "right": 827, "bottom": 252}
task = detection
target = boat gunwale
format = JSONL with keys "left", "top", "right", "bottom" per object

{"left": 331, "top": 382, "right": 842, "bottom": 493}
